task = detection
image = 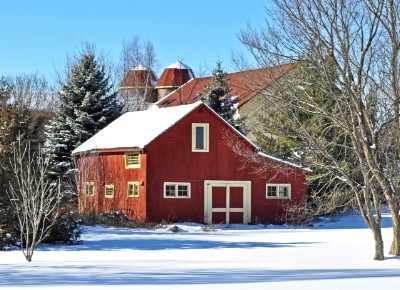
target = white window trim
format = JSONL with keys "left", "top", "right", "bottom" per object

{"left": 105, "top": 184, "right": 114, "bottom": 198}
{"left": 192, "top": 123, "right": 209, "bottom": 152}
{"left": 163, "top": 182, "right": 191, "bottom": 198}
{"left": 128, "top": 181, "right": 140, "bottom": 198}
{"left": 125, "top": 152, "right": 141, "bottom": 169}
{"left": 266, "top": 184, "right": 291, "bottom": 199}
{"left": 85, "top": 181, "right": 94, "bottom": 196}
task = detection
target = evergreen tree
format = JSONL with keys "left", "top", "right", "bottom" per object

{"left": 44, "top": 53, "right": 122, "bottom": 177}
{"left": 200, "top": 62, "right": 239, "bottom": 129}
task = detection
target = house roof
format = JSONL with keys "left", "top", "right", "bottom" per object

{"left": 155, "top": 60, "right": 195, "bottom": 89}
{"left": 72, "top": 102, "right": 203, "bottom": 155}
{"left": 156, "top": 62, "right": 297, "bottom": 108}
{"left": 119, "top": 65, "right": 158, "bottom": 89}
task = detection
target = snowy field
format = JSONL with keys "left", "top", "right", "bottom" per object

{"left": 1, "top": 213, "right": 400, "bottom": 290}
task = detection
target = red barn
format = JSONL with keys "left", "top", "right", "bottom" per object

{"left": 72, "top": 102, "right": 309, "bottom": 224}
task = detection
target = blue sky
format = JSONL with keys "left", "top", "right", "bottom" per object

{"left": 0, "top": 0, "right": 267, "bottom": 83}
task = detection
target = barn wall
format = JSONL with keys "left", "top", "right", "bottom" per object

{"left": 145, "top": 105, "right": 307, "bottom": 224}
{"left": 77, "top": 152, "right": 147, "bottom": 221}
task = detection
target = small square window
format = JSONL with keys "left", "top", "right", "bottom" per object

{"left": 105, "top": 184, "right": 114, "bottom": 198}
{"left": 125, "top": 152, "right": 140, "bottom": 168}
{"left": 164, "top": 182, "right": 191, "bottom": 198}
{"left": 85, "top": 182, "right": 94, "bottom": 196}
{"left": 128, "top": 182, "right": 140, "bottom": 198}
{"left": 266, "top": 184, "right": 291, "bottom": 199}
{"left": 192, "top": 123, "right": 209, "bottom": 152}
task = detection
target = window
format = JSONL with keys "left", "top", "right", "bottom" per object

{"left": 192, "top": 123, "right": 209, "bottom": 152}
{"left": 125, "top": 152, "right": 140, "bottom": 168}
{"left": 128, "top": 182, "right": 140, "bottom": 198}
{"left": 164, "top": 182, "right": 191, "bottom": 198}
{"left": 85, "top": 182, "right": 94, "bottom": 196}
{"left": 105, "top": 184, "right": 114, "bottom": 198}
{"left": 266, "top": 184, "right": 291, "bottom": 199}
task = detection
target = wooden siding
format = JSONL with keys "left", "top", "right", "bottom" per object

{"left": 144, "top": 105, "right": 306, "bottom": 224}
{"left": 77, "top": 152, "right": 147, "bottom": 221}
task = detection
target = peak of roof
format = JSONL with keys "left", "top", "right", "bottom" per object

{"left": 132, "top": 64, "right": 151, "bottom": 71}
{"left": 167, "top": 60, "right": 192, "bottom": 70}
{"left": 72, "top": 102, "right": 203, "bottom": 154}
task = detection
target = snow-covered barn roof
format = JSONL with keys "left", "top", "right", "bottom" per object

{"left": 72, "top": 101, "right": 310, "bottom": 172}
{"left": 72, "top": 102, "right": 202, "bottom": 155}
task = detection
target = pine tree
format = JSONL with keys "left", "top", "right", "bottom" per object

{"left": 44, "top": 53, "right": 122, "bottom": 177}
{"left": 200, "top": 62, "right": 239, "bottom": 129}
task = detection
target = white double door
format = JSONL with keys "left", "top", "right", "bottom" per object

{"left": 204, "top": 180, "right": 251, "bottom": 224}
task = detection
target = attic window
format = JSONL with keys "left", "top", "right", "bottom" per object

{"left": 128, "top": 182, "right": 140, "bottom": 198}
{"left": 125, "top": 152, "right": 140, "bottom": 168}
{"left": 192, "top": 123, "right": 209, "bottom": 152}
{"left": 105, "top": 184, "right": 114, "bottom": 198}
{"left": 266, "top": 184, "right": 291, "bottom": 199}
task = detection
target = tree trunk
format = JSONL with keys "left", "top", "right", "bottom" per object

{"left": 389, "top": 215, "right": 400, "bottom": 256}
{"left": 371, "top": 224, "right": 385, "bottom": 261}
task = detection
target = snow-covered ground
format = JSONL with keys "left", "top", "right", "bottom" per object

{"left": 1, "top": 213, "right": 400, "bottom": 290}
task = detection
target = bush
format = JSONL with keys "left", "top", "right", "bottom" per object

{"left": 278, "top": 201, "right": 314, "bottom": 226}
{"left": 43, "top": 213, "right": 82, "bottom": 245}
{"left": 0, "top": 208, "right": 19, "bottom": 250}
{"left": 80, "top": 211, "right": 136, "bottom": 228}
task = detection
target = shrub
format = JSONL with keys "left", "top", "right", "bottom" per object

{"left": 43, "top": 213, "right": 82, "bottom": 244}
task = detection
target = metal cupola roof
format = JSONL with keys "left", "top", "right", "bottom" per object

{"left": 120, "top": 64, "right": 158, "bottom": 89}
{"left": 155, "top": 60, "right": 195, "bottom": 89}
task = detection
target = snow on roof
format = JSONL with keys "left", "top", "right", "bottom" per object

{"left": 257, "top": 151, "right": 312, "bottom": 172}
{"left": 167, "top": 60, "right": 192, "bottom": 70}
{"left": 72, "top": 102, "right": 202, "bottom": 154}
{"left": 166, "top": 60, "right": 195, "bottom": 79}
{"left": 132, "top": 64, "right": 149, "bottom": 71}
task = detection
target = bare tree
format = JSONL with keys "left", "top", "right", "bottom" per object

{"left": 8, "top": 73, "right": 54, "bottom": 111}
{"left": 7, "top": 142, "right": 60, "bottom": 262}
{"left": 237, "top": 0, "right": 400, "bottom": 260}
{"left": 117, "top": 36, "right": 159, "bottom": 112}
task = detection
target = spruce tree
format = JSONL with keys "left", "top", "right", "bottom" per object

{"left": 44, "top": 53, "right": 122, "bottom": 177}
{"left": 201, "top": 62, "right": 239, "bottom": 129}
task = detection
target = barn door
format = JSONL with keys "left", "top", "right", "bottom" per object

{"left": 204, "top": 181, "right": 251, "bottom": 224}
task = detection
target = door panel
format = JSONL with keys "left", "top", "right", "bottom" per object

{"left": 229, "top": 186, "right": 244, "bottom": 208}
{"left": 212, "top": 186, "right": 226, "bottom": 208}
{"left": 212, "top": 212, "right": 226, "bottom": 224}
{"left": 229, "top": 212, "right": 244, "bottom": 224}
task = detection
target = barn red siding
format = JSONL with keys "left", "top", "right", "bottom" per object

{"left": 144, "top": 106, "right": 306, "bottom": 224}
{"left": 77, "top": 152, "right": 147, "bottom": 221}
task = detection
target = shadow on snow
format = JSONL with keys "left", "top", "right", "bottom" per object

{"left": 0, "top": 267, "right": 399, "bottom": 286}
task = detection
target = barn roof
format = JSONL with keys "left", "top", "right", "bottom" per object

{"left": 72, "top": 101, "right": 310, "bottom": 172}
{"left": 72, "top": 102, "right": 203, "bottom": 155}
{"left": 156, "top": 62, "right": 297, "bottom": 108}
